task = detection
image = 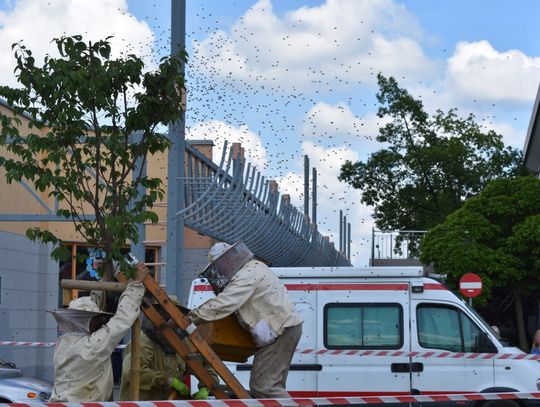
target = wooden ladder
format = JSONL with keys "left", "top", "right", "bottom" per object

{"left": 117, "top": 273, "right": 251, "bottom": 399}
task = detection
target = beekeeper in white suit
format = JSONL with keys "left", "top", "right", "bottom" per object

{"left": 189, "top": 241, "right": 303, "bottom": 398}
{"left": 49, "top": 263, "right": 148, "bottom": 402}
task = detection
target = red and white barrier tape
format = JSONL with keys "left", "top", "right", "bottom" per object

{"left": 0, "top": 342, "right": 55, "bottom": 348}
{"left": 2, "top": 342, "right": 540, "bottom": 361}
{"left": 294, "top": 348, "right": 540, "bottom": 360}
{"left": 6, "top": 392, "right": 540, "bottom": 406}
{"left": 0, "top": 341, "right": 126, "bottom": 349}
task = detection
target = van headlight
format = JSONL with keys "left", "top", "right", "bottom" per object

{"left": 537, "top": 379, "right": 540, "bottom": 390}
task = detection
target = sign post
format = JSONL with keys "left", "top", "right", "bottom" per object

{"left": 459, "top": 273, "right": 482, "bottom": 307}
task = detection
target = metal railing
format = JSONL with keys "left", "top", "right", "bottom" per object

{"left": 181, "top": 142, "right": 351, "bottom": 267}
{"left": 371, "top": 229, "right": 427, "bottom": 261}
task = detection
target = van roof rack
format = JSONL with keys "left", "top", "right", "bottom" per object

{"left": 272, "top": 267, "right": 424, "bottom": 279}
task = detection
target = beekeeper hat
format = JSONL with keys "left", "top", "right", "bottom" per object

{"left": 207, "top": 242, "right": 232, "bottom": 263}
{"left": 200, "top": 241, "right": 253, "bottom": 294}
{"left": 51, "top": 297, "right": 112, "bottom": 334}
{"left": 68, "top": 296, "right": 111, "bottom": 314}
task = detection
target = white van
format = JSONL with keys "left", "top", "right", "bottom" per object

{"left": 188, "top": 267, "right": 540, "bottom": 402}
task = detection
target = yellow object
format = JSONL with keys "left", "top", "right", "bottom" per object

{"left": 198, "top": 315, "right": 257, "bottom": 363}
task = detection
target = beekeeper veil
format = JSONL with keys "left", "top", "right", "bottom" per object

{"left": 200, "top": 241, "right": 253, "bottom": 294}
{"left": 50, "top": 297, "right": 112, "bottom": 335}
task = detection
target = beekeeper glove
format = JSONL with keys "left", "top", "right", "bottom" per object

{"left": 167, "top": 377, "right": 190, "bottom": 397}
{"left": 193, "top": 386, "right": 210, "bottom": 400}
{"left": 188, "top": 310, "right": 203, "bottom": 325}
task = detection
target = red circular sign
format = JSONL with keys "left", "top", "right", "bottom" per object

{"left": 459, "top": 273, "right": 482, "bottom": 298}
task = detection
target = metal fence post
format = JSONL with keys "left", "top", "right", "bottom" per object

{"left": 166, "top": 0, "right": 186, "bottom": 298}
{"left": 347, "top": 222, "right": 351, "bottom": 260}
{"left": 304, "top": 155, "right": 309, "bottom": 218}
{"left": 312, "top": 167, "right": 317, "bottom": 225}
{"left": 339, "top": 210, "right": 343, "bottom": 252}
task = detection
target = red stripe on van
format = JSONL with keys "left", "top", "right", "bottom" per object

{"left": 424, "top": 283, "right": 447, "bottom": 290}
{"left": 194, "top": 283, "right": 447, "bottom": 291}
{"left": 285, "top": 283, "right": 409, "bottom": 291}
{"left": 193, "top": 283, "right": 409, "bottom": 291}
{"left": 194, "top": 285, "right": 214, "bottom": 291}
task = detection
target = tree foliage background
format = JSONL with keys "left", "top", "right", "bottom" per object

{"left": 0, "top": 35, "right": 186, "bottom": 279}
{"left": 420, "top": 176, "right": 540, "bottom": 351}
{"left": 339, "top": 74, "right": 525, "bottom": 232}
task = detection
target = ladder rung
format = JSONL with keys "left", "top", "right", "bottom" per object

{"left": 212, "top": 384, "right": 231, "bottom": 392}
{"left": 186, "top": 352, "right": 204, "bottom": 361}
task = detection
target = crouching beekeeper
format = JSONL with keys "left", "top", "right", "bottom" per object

{"left": 120, "top": 297, "right": 216, "bottom": 401}
{"left": 49, "top": 263, "right": 148, "bottom": 402}
{"left": 189, "top": 241, "right": 303, "bottom": 398}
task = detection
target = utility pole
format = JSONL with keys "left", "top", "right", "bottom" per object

{"left": 343, "top": 215, "right": 347, "bottom": 254}
{"left": 166, "top": 0, "right": 186, "bottom": 298}
{"left": 347, "top": 222, "right": 351, "bottom": 260}
{"left": 312, "top": 167, "right": 317, "bottom": 225}
{"left": 304, "top": 155, "right": 309, "bottom": 218}
{"left": 339, "top": 210, "right": 343, "bottom": 252}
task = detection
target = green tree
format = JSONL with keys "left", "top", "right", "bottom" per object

{"left": 0, "top": 35, "right": 186, "bottom": 279}
{"left": 339, "top": 74, "right": 524, "bottom": 232}
{"left": 420, "top": 176, "right": 540, "bottom": 351}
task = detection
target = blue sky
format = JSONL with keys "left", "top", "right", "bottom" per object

{"left": 0, "top": 0, "right": 538, "bottom": 264}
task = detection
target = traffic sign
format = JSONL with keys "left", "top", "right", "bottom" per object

{"left": 459, "top": 273, "right": 482, "bottom": 298}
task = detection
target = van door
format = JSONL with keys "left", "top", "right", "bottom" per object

{"left": 315, "top": 283, "right": 412, "bottom": 397}
{"left": 286, "top": 287, "right": 318, "bottom": 396}
{"left": 410, "top": 301, "right": 495, "bottom": 394}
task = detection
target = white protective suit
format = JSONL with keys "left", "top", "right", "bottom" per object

{"left": 190, "top": 253, "right": 303, "bottom": 398}
{"left": 49, "top": 281, "right": 144, "bottom": 402}
{"left": 190, "top": 259, "right": 302, "bottom": 344}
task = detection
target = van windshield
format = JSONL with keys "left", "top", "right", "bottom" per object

{"left": 464, "top": 303, "right": 509, "bottom": 347}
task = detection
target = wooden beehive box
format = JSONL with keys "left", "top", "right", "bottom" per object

{"left": 196, "top": 315, "right": 257, "bottom": 363}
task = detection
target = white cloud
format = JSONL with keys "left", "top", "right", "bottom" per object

{"left": 302, "top": 102, "right": 388, "bottom": 147}
{"left": 478, "top": 117, "right": 525, "bottom": 149}
{"left": 0, "top": 0, "right": 155, "bottom": 88}
{"left": 445, "top": 40, "right": 540, "bottom": 104}
{"left": 186, "top": 120, "right": 268, "bottom": 168}
{"left": 191, "top": 0, "right": 435, "bottom": 92}
{"left": 277, "top": 141, "right": 374, "bottom": 265}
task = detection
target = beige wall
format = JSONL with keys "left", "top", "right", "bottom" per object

{"left": 0, "top": 103, "right": 214, "bottom": 250}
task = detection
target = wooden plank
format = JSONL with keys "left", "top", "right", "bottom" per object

{"left": 60, "top": 279, "right": 126, "bottom": 292}
{"left": 130, "top": 316, "right": 141, "bottom": 400}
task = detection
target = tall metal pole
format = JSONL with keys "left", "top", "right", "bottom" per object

{"left": 343, "top": 215, "right": 347, "bottom": 255}
{"left": 339, "top": 210, "right": 343, "bottom": 252}
{"left": 371, "top": 227, "right": 375, "bottom": 264}
{"left": 312, "top": 168, "right": 317, "bottom": 225}
{"left": 347, "top": 222, "right": 351, "bottom": 260}
{"left": 304, "top": 155, "right": 309, "bottom": 218}
{"left": 166, "top": 0, "right": 186, "bottom": 298}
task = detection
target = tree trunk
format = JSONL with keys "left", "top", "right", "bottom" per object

{"left": 514, "top": 290, "right": 529, "bottom": 352}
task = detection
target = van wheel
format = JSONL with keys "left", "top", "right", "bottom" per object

{"left": 480, "top": 400, "right": 521, "bottom": 407}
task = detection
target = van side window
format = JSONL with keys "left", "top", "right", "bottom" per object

{"left": 417, "top": 304, "right": 482, "bottom": 352}
{"left": 324, "top": 303, "right": 402, "bottom": 349}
